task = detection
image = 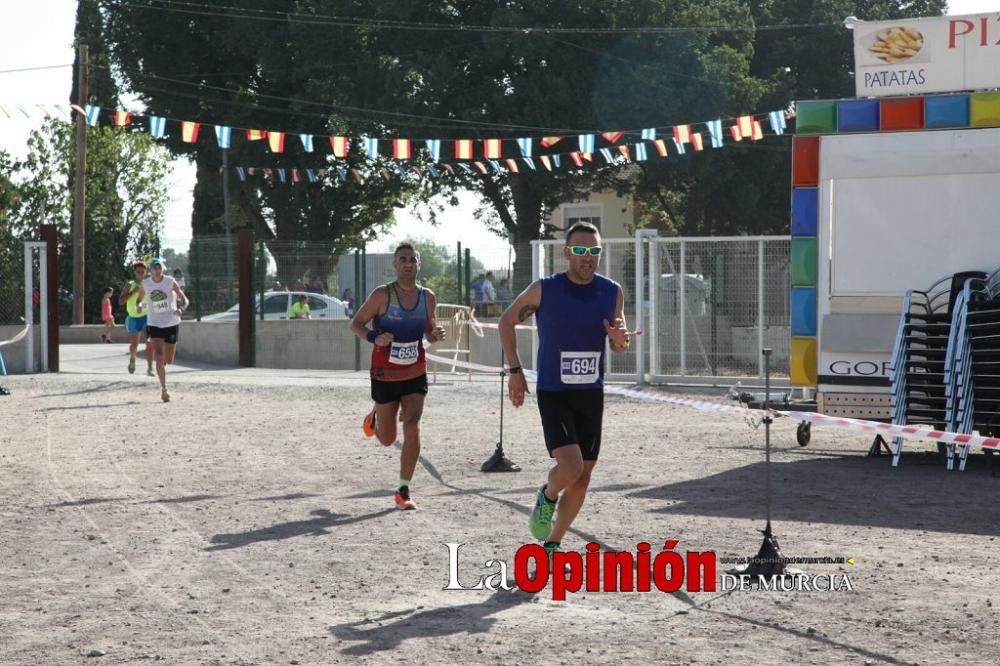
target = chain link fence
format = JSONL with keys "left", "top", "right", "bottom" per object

{"left": 0, "top": 241, "right": 26, "bottom": 326}
{"left": 533, "top": 236, "right": 791, "bottom": 381}
{"left": 173, "top": 233, "right": 792, "bottom": 384}
{"left": 649, "top": 237, "right": 791, "bottom": 378}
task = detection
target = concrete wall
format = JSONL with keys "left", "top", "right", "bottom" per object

{"left": 61, "top": 324, "right": 126, "bottom": 344}
{"left": 0, "top": 325, "right": 41, "bottom": 375}
{"left": 254, "top": 320, "right": 365, "bottom": 371}
{"left": 252, "top": 319, "right": 535, "bottom": 373}
{"left": 174, "top": 321, "right": 240, "bottom": 366}
{"left": 48, "top": 319, "right": 535, "bottom": 374}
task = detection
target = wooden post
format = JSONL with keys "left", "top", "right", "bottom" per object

{"left": 238, "top": 231, "right": 254, "bottom": 367}
{"left": 71, "top": 44, "right": 89, "bottom": 325}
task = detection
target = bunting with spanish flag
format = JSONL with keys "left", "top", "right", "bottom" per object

{"left": 330, "top": 136, "right": 349, "bottom": 158}
{"left": 268, "top": 131, "right": 285, "bottom": 153}
{"left": 484, "top": 139, "right": 502, "bottom": 159}
{"left": 181, "top": 121, "right": 200, "bottom": 144}
{"left": 455, "top": 139, "right": 473, "bottom": 160}
{"left": 41, "top": 101, "right": 796, "bottom": 187}
{"left": 393, "top": 138, "right": 411, "bottom": 159}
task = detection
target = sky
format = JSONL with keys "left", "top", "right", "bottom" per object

{"left": 2, "top": 0, "right": 998, "bottom": 253}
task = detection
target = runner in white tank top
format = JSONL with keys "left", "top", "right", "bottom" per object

{"left": 135, "top": 258, "right": 189, "bottom": 402}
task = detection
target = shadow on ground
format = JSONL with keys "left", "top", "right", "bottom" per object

{"left": 205, "top": 508, "right": 394, "bottom": 551}
{"left": 628, "top": 452, "right": 1000, "bottom": 536}
{"left": 330, "top": 589, "right": 535, "bottom": 655}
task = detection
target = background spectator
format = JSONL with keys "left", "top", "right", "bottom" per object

{"left": 342, "top": 288, "right": 355, "bottom": 316}
{"left": 307, "top": 277, "right": 325, "bottom": 295}
{"left": 289, "top": 294, "right": 311, "bottom": 319}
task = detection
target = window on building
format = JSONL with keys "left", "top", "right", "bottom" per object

{"left": 563, "top": 204, "right": 602, "bottom": 231}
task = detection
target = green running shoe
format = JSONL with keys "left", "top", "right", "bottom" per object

{"left": 529, "top": 485, "right": 556, "bottom": 541}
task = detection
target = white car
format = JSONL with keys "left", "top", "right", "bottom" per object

{"left": 201, "top": 291, "right": 351, "bottom": 321}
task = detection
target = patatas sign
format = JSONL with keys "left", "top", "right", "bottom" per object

{"left": 854, "top": 12, "right": 1000, "bottom": 96}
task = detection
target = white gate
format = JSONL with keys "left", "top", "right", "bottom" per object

{"left": 532, "top": 234, "right": 791, "bottom": 386}
{"left": 23, "top": 241, "right": 49, "bottom": 373}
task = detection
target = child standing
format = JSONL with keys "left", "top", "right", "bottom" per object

{"left": 100, "top": 287, "right": 115, "bottom": 343}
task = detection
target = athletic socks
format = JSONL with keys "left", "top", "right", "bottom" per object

{"left": 399, "top": 478, "right": 411, "bottom": 492}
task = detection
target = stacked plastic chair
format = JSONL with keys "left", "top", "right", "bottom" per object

{"left": 890, "top": 271, "right": 987, "bottom": 467}
{"left": 946, "top": 269, "right": 1000, "bottom": 470}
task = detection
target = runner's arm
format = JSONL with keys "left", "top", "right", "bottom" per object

{"left": 118, "top": 283, "right": 133, "bottom": 306}
{"left": 498, "top": 280, "right": 541, "bottom": 370}
{"left": 423, "top": 290, "right": 446, "bottom": 343}
{"left": 134, "top": 285, "right": 146, "bottom": 311}
{"left": 350, "top": 287, "right": 389, "bottom": 342}
{"left": 173, "top": 283, "right": 189, "bottom": 311}
{"left": 606, "top": 286, "right": 630, "bottom": 353}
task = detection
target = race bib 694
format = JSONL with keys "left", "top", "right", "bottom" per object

{"left": 560, "top": 351, "right": 601, "bottom": 385}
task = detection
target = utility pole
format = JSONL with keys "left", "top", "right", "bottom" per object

{"left": 223, "top": 149, "right": 233, "bottom": 304}
{"left": 72, "top": 44, "right": 89, "bottom": 325}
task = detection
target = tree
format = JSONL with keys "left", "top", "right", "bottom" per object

{"left": 629, "top": 0, "right": 947, "bottom": 236}
{"left": 99, "top": 0, "right": 422, "bottom": 260}
{"left": 287, "top": 0, "right": 762, "bottom": 287}
{"left": 7, "top": 119, "right": 170, "bottom": 323}
{"left": 161, "top": 248, "right": 189, "bottom": 275}
{"left": 395, "top": 237, "right": 485, "bottom": 304}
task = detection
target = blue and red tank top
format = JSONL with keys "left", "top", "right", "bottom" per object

{"left": 536, "top": 272, "right": 619, "bottom": 392}
{"left": 370, "top": 282, "right": 430, "bottom": 382}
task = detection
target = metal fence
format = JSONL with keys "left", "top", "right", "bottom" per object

{"left": 0, "top": 241, "right": 27, "bottom": 326}
{"left": 166, "top": 234, "right": 792, "bottom": 385}
{"left": 532, "top": 236, "right": 791, "bottom": 383}
{"left": 180, "top": 235, "right": 537, "bottom": 320}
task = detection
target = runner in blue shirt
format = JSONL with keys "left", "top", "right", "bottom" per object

{"left": 499, "top": 221, "right": 631, "bottom": 560}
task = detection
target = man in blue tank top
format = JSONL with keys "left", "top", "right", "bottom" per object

{"left": 499, "top": 222, "right": 630, "bottom": 559}
{"left": 350, "top": 243, "right": 446, "bottom": 510}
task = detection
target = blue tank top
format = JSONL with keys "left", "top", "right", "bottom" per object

{"left": 536, "top": 272, "right": 620, "bottom": 391}
{"left": 371, "top": 283, "right": 429, "bottom": 381}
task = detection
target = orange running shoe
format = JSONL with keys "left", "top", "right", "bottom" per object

{"left": 394, "top": 487, "right": 416, "bottom": 510}
{"left": 362, "top": 407, "right": 377, "bottom": 438}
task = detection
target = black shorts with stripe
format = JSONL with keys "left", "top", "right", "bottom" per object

{"left": 536, "top": 389, "right": 604, "bottom": 461}
{"left": 370, "top": 373, "right": 429, "bottom": 404}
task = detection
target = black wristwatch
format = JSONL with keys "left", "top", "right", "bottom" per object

{"left": 507, "top": 366, "right": 522, "bottom": 374}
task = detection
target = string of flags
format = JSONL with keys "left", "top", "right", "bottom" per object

{"left": 1, "top": 101, "right": 793, "bottom": 184}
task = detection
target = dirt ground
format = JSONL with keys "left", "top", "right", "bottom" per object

{"left": 2, "top": 346, "right": 999, "bottom": 665}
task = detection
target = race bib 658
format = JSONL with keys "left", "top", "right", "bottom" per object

{"left": 390, "top": 340, "right": 420, "bottom": 365}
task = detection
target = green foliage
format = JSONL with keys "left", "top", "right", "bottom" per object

{"left": 161, "top": 248, "right": 189, "bottom": 275}
{"left": 1, "top": 120, "right": 170, "bottom": 323}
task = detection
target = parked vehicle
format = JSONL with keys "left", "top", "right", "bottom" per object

{"left": 201, "top": 291, "right": 350, "bottom": 321}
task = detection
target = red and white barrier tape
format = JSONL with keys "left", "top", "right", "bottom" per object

{"left": 780, "top": 410, "right": 1000, "bottom": 451}
{"left": 465, "top": 315, "right": 642, "bottom": 338}
{"left": 0, "top": 321, "right": 30, "bottom": 348}
{"left": 423, "top": 351, "right": 1000, "bottom": 451}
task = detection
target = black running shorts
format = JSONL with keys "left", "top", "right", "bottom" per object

{"left": 371, "top": 373, "right": 429, "bottom": 404}
{"left": 147, "top": 324, "right": 179, "bottom": 344}
{"left": 536, "top": 389, "right": 604, "bottom": 461}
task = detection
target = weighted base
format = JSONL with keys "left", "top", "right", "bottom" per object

{"left": 867, "top": 434, "right": 891, "bottom": 457}
{"left": 727, "top": 523, "right": 802, "bottom": 579}
{"left": 481, "top": 445, "right": 521, "bottom": 473}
